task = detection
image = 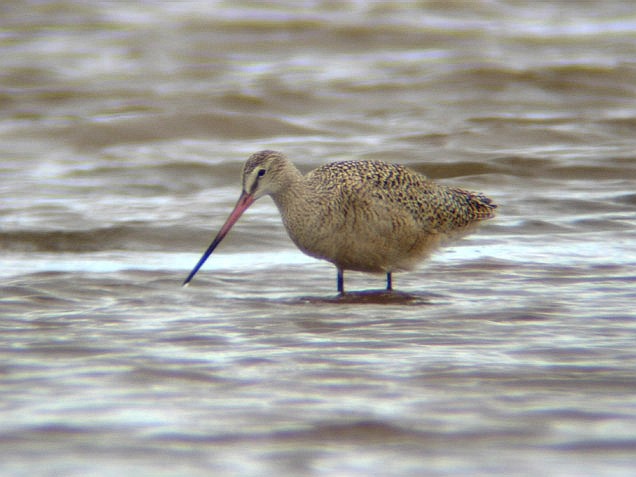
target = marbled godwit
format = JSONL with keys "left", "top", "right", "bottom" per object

{"left": 183, "top": 150, "right": 496, "bottom": 293}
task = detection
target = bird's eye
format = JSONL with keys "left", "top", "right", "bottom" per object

{"left": 257, "top": 169, "right": 266, "bottom": 177}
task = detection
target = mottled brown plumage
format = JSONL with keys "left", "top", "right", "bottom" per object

{"left": 184, "top": 150, "right": 496, "bottom": 293}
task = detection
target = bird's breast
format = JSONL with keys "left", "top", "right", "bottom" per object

{"left": 272, "top": 187, "right": 438, "bottom": 273}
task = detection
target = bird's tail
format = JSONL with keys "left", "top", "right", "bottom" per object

{"left": 470, "top": 192, "right": 497, "bottom": 220}
{"left": 449, "top": 188, "right": 497, "bottom": 222}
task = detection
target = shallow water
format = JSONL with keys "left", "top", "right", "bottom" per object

{"left": 2, "top": 1, "right": 636, "bottom": 476}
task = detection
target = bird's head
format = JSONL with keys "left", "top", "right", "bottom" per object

{"left": 241, "top": 150, "right": 294, "bottom": 199}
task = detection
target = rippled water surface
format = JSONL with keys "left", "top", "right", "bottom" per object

{"left": 2, "top": 1, "right": 636, "bottom": 476}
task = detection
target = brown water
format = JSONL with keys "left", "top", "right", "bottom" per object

{"left": 2, "top": 1, "right": 636, "bottom": 476}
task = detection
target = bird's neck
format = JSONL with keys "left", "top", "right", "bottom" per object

{"left": 270, "top": 177, "right": 323, "bottom": 258}
{"left": 270, "top": 171, "right": 310, "bottom": 211}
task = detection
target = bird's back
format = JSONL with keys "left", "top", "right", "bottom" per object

{"left": 307, "top": 160, "right": 496, "bottom": 231}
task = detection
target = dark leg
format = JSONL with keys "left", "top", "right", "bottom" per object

{"left": 337, "top": 268, "right": 344, "bottom": 294}
{"left": 386, "top": 272, "right": 392, "bottom": 291}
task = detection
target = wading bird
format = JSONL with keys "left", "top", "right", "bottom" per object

{"left": 184, "top": 150, "right": 496, "bottom": 293}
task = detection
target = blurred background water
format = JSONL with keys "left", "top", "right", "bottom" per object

{"left": 1, "top": 1, "right": 636, "bottom": 476}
